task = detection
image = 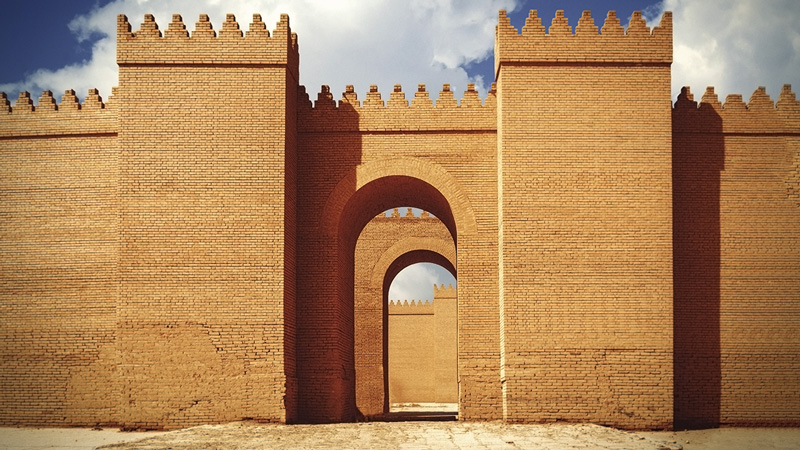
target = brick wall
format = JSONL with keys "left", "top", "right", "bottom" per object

{"left": 0, "top": 90, "right": 119, "bottom": 426}
{"left": 387, "top": 285, "right": 457, "bottom": 404}
{"left": 673, "top": 85, "right": 800, "bottom": 427}
{"left": 296, "top": 82, "right": 498, "bottom": 421}
{"left": 113, "top": 13, "right": 298, "bottom": 429}
{"left": 353, "top": 209, "right": 455, "bottom": 416}
{"left": 495, "top": 10, "right": 674, "bottom": 429}
{"left": 1, "top": 8, "right": 799, "bottom": 430}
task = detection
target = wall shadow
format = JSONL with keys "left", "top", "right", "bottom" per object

{"left": 672, "top": 89, "right": 724, "bottom": 429}
{"left": 295, "top": 92, "right": 362, "bottom": 423}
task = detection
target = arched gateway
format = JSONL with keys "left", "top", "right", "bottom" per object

{"left": 2, "top": 10, "right": 799, "bottom": 431}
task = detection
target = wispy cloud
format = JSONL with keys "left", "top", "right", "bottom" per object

{"left": 661, "top": 0, "right": 800, "bottom": 101}
{"left": 0, "top": 0, "right": 518, "bottom": 103}
{"left": 389, "top": 263, "right": 455, "bottom": 302}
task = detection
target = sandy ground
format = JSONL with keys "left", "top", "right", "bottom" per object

{"left": 1, "top": 423, "right": 799, "bottom": 450}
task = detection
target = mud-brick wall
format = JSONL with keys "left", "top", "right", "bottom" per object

{"left": 673, "top": 85, "right": 800, "bottom": 428}
{"left": 495, "top": 10, "right": 674, "bottom": 429}
{"left": 0, "top": 90, "right": 119, "bottom": 426}
{"left": 388, "top": 285, "right": 457, "bottom": 404}
{"left": 114, "top": 13, "right": 298, "bottom": 429}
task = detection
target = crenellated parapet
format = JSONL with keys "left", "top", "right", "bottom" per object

{"left": 373, "top": 208, "right": 437, "bottom": 220}
{"left": 673, "top": 85, "right": 800, "bottom": 134}
{"left": 0, "top": 89, "right": 118, "bottom": 138}
{"left": 495, "top": 9, "right": 672, "bottom": 75}
{"left": 433, "top": 283, "right": 456, "bottom": 299}
{"left": 388, "top": 299, "right": 434, "bottom": 315}
{"left": 117, "top": 13, "right": 299, "bottom": 79}
{"left": 298, "top": 83, "right": 496, "bottom": 132}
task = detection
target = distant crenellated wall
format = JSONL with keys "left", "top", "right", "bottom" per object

{"left": 673, "top": 84, "right": 800, "bottom": 427}
{"left": 388, "top": 284, "right": 457, "bottom": 405}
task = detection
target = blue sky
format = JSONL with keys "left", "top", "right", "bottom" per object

{"left": 2, "top": 0, "right": 799, "bottom": 301}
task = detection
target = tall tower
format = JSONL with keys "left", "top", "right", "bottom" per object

{"left": 495, "top": 10, "right": 674, "bottom": 428}
{"left": 115, "top": 13, "right": 299, "bottom": 427}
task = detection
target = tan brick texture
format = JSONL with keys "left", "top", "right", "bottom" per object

{"left": 1, "top": 9, "right": 799, "bottom": 431}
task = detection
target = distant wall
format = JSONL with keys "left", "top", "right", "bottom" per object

{"left": 388, "top": 285, "right": 457, "bottom": 404}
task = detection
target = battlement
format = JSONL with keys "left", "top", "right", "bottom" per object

{"left": 388, "top": 299, "right": 434, "bottom": 315}
{"left": 673, "top": 85, "right": 800, "bottom": 133}
{"left": 117, "top": 13, "right": 298, "bottom": 70}
{"left": 433, "top": 284, "right": 456, "bottom": 299}
{"left": 0, "top": 89, "right": 117, "bottom": 138}
{"left": 298, "top": 83, "right": 496, "bottom": 132}
{"left": 374, "top": 208, "right": 437, "bottom": 220}
{"left": 495, "top": 9, "right": 672, "bottom": 72}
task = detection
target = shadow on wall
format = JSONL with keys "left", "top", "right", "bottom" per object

{"left": 295, "top": 86, "right": 362, "bottom": 423}
{"left": 672, "top": 87, "right": 724, "bottom": 429}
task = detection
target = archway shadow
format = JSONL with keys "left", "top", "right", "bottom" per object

{"left": 672, "top": 88, "right": 724, "bottom": 429}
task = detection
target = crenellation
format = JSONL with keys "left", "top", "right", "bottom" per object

{"left": 575, "top": 11, "right": 599, "bottom": 35}
{"left": 700, "top": 86, "right": 722, "bottom": 110}
{"left": 675, "top": 85, "right": 800, "bottom": 134}
{"left": 116, "top": 13, "right": 298, "bottom": 68}
{"left": 37, "top": 91, "right": 57, "bottom": 112}
{"left": 549, "top": 10, "right": 572, "bottom": 36}
{"left": 341, "top": 85, "right": 359, "bottom": 107}
{"left": 137, "top": 14, "right": 162, "bottom": 38}
{"left": 363, "top": 85, "right": 384, "bottom": 108}
{"left": 411, "top": 84, "right": 433, "bottom": 108}
{"left": 165, "top": 14, "right": 189, "bottom": 39}
{"left": 388, "top": 84, "right": 408, "bottom": 108}
{"left": 388, "top": 299, "right": 434, "bottom": 315}
{"left": 778, "top": 84, "right": 800, "bottom": 110}
{"left": 314, "top": 85, "right": 336, "bottom": 109}
{"left": 247, "top": 14, "right": 270, "bottom": 38}
{"left": 220, "top": 14, "right": 243, "bottom": 39}
{"left": 83, "top": 88, "right": 104, "bottom": 110}
{"left": 60, "top": 89, "right": 80, "bottom": 110}
{"left": 13, "top": 92, "right": 34, "bottom": 114}
{"left": 495, "top": 9, "right": 672, "bottom": 68}
{"left": 297, "top": 85, "right": 312, "bottom": 110}
{"left": 461, "top": 83, "right": 481, "bottom": 107}
{"left": 1, "top": 93, "right": 9, "bottom": 113}
{"left": 193, "top": 14, "right": 216, "bottom": 38}
{"left": 436, "top": 84, "right": 457, "bottom": 108}
{"left": 601, "top": 11, "right": 624, "bottom": 36}
{"left": 625, "top": 11, "right": 649, "bottom": 36}
{"left": 434, "top": 283, "right": 457, "bottom": 298}
{"left": 724, "top": 94, "right": 748, "bottom": 111}
{"left": 521, "top": 10, "right": 544, "bottom": 35}
{"left": 747, "top": 86, "right": 775, "bottom": 111}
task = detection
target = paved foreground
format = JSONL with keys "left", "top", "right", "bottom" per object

{"left": 4, "top": 422, "right": 800, "bottom": 450}
{"left": 100, "top": 422, "right": 678, "bottom": 450}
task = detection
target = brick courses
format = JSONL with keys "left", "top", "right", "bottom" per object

{"left": 1, "top": 9, "right": 798, "bottom": 430}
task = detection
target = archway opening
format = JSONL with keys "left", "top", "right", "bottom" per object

{"left": 343, "top": 177, "right": 458, "bottom": 421}
{"left": 386, "top": 261, "right": 458, "bottom": 420}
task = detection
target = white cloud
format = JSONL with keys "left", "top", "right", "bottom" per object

{"left": 1, "top": 0, "right": 518, "bottom": 104}
{"left": 662, "top": 0, "right": 800, "bottom": 101}
{"left": 389, "top": 263, "right": 455, "bottom": 302}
